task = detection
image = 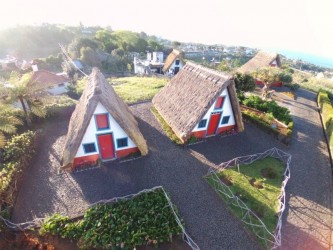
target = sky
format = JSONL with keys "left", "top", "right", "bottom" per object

{"left": 1, "top": 0, "right": 333, "bottom": 64}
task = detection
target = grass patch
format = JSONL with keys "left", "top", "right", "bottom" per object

{"left": 151, "top": 107, "right": 183, "bottom": 145}
{"left": 112, "top": 76, "right": 168, "bottom": 104}
{"left": 206, "top": 157, "right": 285, "bottom": 248}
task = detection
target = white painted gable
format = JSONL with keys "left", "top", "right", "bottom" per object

{"left": 75, "top": 102, "right": 136, "bottom": 158}
{"left": 192, "top": 88, "right": 236, "bottom": 132}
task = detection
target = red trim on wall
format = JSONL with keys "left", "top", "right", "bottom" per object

{"left": 191, "top": 130, "right": 206, "bottom": 139}
{"left": 217, "top": 125, "right": 235, "bottom": 134}
{"left": 73, "top": 154, "right": 99, "bottom": 169}
{"left": 116, "top": 147, "right": 140, "bottom": 158}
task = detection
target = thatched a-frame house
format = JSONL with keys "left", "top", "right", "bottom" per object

{"left": 237, "top": 51, "right": 281, "bottom": 74}
{"left": 162, "top": 49, "right": 185, "bottom": 75}
{"left": 237, "top": 51, "right": 282, "bottom": 86}
{"left": 153, "top": 62, "right": 244, "bottom": 143}
{"left": 61, "top": 68, "right": 148, "bottom": 171}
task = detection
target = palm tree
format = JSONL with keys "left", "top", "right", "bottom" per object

{"left": 2, "top": 72, "right": 54, "bottom": 127}
{"left": 0, "top": 104, "right": 23, "bottom": 148}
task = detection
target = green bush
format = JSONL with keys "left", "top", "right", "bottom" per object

{"left": 317, "top": 90, "right": 333, "bottom": 156}
{"left": 3, "top": 131, "right": 36, "bottom": 163}
{"left": 242, "top": 95, "right": 292, "bottom": 125}
{"left": 40, "top": 189, "right": 183, "bottom": 249}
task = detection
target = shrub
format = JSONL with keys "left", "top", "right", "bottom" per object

{"left": 3, "top": 131, "right": 36, "bottom": 163}
{"left": 40, "top": 189, "right": 183, "bottom": 249}
{"left": 317, "top": 90, "right": 333, "bottom": 156}
{"left": 242, "top": 95, "right": 292, "bottom": 125}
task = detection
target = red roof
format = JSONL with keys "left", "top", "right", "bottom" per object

{"left": 29, "top": 70, "right": 68, "bottom": 86}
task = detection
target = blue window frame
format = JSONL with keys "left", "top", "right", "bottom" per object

{"left": 175, "top": 59, "right": 180, "bottom": 65}
{"left": 117, "top": 138, "right": 128, "bottom": 148}
{"left": 198, "top": 119, "right": 207, "bottom": 129}
{"left": 83, "top": 143, "right": 97, "bottom": 154}
{"left": 221, "top": 116, "right": 230, "bottom": 125}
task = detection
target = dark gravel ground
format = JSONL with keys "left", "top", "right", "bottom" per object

{"left": 12, "top": 88, "right": 332, "bottom": 249}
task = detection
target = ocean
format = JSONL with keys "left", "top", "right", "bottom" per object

{"left": 271, "top": 49, "right": 333, "bottom": 69}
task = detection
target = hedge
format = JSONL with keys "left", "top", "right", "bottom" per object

{"left": 40, "top": 189, "right": 183, "bottom": 249}
{"left": 317, "top": 90, "right": 333, "bottom": 157}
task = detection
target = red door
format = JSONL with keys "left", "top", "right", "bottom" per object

{"left": 97, "top": 134, "right": 115, "bottom": 160}
{"left": 206, "top": 113, "right": 221, "bottom": 136}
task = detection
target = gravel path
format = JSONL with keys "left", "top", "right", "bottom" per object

{"left": 12, "top": 89, "right": 332, "bottom": 249}
{"left": 272, "top": 89, "right": 333, "bottom": 249}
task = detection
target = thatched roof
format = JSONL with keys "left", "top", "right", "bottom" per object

{"left": 162, "top": 49, "right": 184, "bottom": 72}
{"left": 153, "top": 62, "right": 244, "bottom": 143}
{"left": 61, "top": 68, "right": 148, "bottom": 170}
{"left": 237, "top": 51, "right": 281, "bottom": 74}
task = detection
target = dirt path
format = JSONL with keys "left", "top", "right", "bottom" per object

{"left": 11, "top": 89, "right": 332, "bottom": 249}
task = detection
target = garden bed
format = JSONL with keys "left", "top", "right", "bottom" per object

{"left": 241, "top": 105, "right": 292, "bottom": 145}
{"left": 205, "top": 149, "right": 291, "bottom": 249}
{"left": 37, "top": 187, "right": 192, "bottom": 249}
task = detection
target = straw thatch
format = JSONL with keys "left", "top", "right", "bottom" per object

{"left": 61, "top": 68, "right": 148, "bottom": 170}
{"left": 162, "top": 49, "right": 184, "bottom": 73}
{"left": 153, "top": 62, "right": 244, "bottom": 143}
{"left": 237, "top": 51, "right": 281, "bottom": 74}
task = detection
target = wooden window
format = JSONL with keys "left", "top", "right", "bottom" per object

{"left": 83, "top": 143, "right": 97, "bottom": 153}
{"left": 95, "top": 114, "right": 109, "bottom": 130}
{"left": 175, "top": 59, "right": 180, "bottom": 65}
{"left": 117, "top": 138, "right": 128, "bottom": 148}
{"left": 221, "top": 116, "right": 230, "bottom": 125}
{"left": 214, "top": 96, "right": 225, "bottom": 109}
{"left": 198, "top": 119, "right": 207, "bottom": 129}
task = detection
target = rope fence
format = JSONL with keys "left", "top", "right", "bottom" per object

{"left": 205, "top": 147, "right": 291, "bottom": 249}
{"left": 0, "top": 186, "right": 199, "bottom": 250}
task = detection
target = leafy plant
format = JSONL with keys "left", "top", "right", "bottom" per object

{"left": 3, "top": 131, "right": 36, "bottom": 163}
{"left": 242, "top": 95, "right": 292, "bottom": 125}
{"left": 40, "top": 189, "right": 183, "bottom": 249}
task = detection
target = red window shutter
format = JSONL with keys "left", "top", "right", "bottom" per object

{"left": 96, "top": 114, "right": 109, "bottom": 129}
{"left": 215, "top": 97, "right": 224, "bottom": 109}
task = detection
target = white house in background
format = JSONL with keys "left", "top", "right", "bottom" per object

{"left": 162, "top": 49, "right": 185, "bottom": 76}
{"left": 61, "top": 68, "right": 148, "bottom": 171}
{"left": 29, "top": 70, "right": 69, "bottom": 95}
{"left": 133, "top": 51, "right": 164, "bottom": 75}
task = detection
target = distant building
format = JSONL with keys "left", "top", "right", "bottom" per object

{"left": 133, "top": 52, "right": 164, "bottom": 75}
{"left": 29, "top": 70, "right": 69, "bottom": 95}
{"left": 163, "top": 49, "right": 185, "bottom": 76}
{"left": 0, "top": 56, "right": 18, "bottom": 71}
{"left": 237, "top": 51, "right": 283, "bottom": 87}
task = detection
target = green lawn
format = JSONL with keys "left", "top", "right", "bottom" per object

{"left": 112, "top": 77, "right": 168, "bottom": 104}
{"left": 206, "top": 157, "right": 285, "bottom": 247}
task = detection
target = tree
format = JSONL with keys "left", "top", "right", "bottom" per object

{"left": 217, "top": 60, "right": 232, "bottom": 72}
{"left": 80, "top": 47, "right": 101, "bottom": 67}
{"left": 68, "top": 37, "right": 99, "bottom": 59}
{"left": 252, "top": 67, "right": 293, "bottom": 98}
{"left": 172, "top": 41, "right": 181, "bottom": 48}
{"left": 3, "top": 72, "right": 53, "bottom": 127}
{"left": 0, "top": 104, "right": 23, "bottom": 148}
{"left": 233, "top": 72, "right": 256, "bottom": 94}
